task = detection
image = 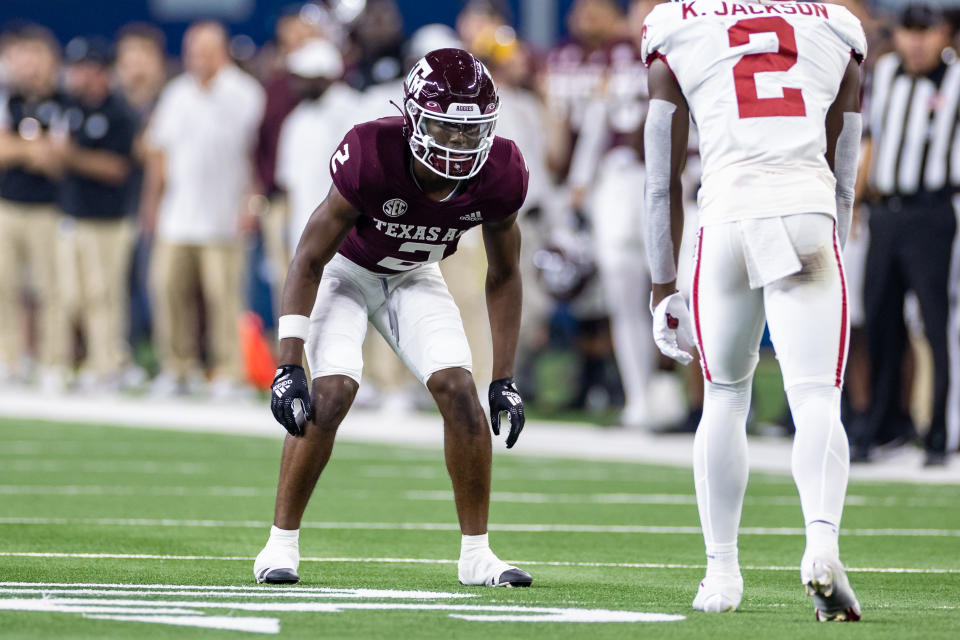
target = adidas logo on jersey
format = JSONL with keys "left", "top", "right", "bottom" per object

{"left": 459, "top": 211, "right": 482, "bottom": 222}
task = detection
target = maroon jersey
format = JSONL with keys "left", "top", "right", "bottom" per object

{"left": 330, "top": 117, "right": 528, "bottom": 274}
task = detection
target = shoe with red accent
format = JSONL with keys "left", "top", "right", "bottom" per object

{"left": 802, "top": 555, "right": 861, "bottom": 622}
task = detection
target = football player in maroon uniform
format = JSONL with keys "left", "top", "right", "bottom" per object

{"left": 254, "top": 48, "right": 533, "bottom": 588}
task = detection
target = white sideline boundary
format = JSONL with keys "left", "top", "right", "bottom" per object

{"left": 1, "top": 556, "right": 957, "bottom": 575}
{"left": 0, "top": 388, "right": 958, "bottom": 484}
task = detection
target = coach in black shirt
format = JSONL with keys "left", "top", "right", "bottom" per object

{"left": 55, "top": 37, "right": 138, "bottom": 388}
{"left": 0, "top": 25, "right": 69, "bottom": 388}
{"left": 859, "top": 3, "right": 958, "bottom": 466}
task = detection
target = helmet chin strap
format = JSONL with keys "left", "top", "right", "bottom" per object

{"left": 390, "top": 99, "right": 408, "bottom": 137}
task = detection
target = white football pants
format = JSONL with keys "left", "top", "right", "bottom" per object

{"left": 690, "top": 213, "right": 851, "bottom": 557}
{"left": 587, "top": 150, "right": 654, "bottom": 421}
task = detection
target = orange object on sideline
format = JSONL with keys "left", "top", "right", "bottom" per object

{"left": 240, "top": 311, "right": 276, "bottom": 389}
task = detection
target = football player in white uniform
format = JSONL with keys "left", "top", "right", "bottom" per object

{"left": 641, "top": 0, "right": 866, "bottom": 621}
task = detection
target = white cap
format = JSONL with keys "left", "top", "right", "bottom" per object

{"left": 405, "top": 24, "right": 462, "bottom": 62}
{"left": 287, "top": 38, "right": 344, "bottom": 79}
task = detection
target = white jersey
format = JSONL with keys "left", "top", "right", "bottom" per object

{"left": 641, "top": 1, "right": 866, "bottom": 224}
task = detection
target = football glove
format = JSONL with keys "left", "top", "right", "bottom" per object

{"left": 270, "top": 364, "right": 313, "bottom": 436}
{"left": 488, "top": 377, "right": 525, "bottom": 449}
{"left": 651, "top": 292, "right": 697, "bottom": 366}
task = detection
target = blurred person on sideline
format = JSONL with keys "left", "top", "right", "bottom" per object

{"left": 856, "top": 3, "right": 959, "bottom": 466}
{"left": 254, "top": 7, "right": 321, "bottom": 312}
{"left": 141, "top": 21, "right": 265, "bottom": 398}
{"left": 566, "top": 0, "right": 658, "bottom": 427}
{"left": 538, "top": 0, "right": 632, "bottom": 414}
{"left": 456, "top": 0, "right": 514, "bottom": 54}
{"left": 471, "top": 22, "right": 555, "bottom": 405}
{"left": 276, "top": 39, "right": 358, "bottom": 260}
{"left": 342, "top": 0, "right": 405, "bottom": 90}
{"left": 114, "top": 23, "right": 169, "bottom": 361}
{"left": 544, "top": 0, "right": 628, "bottom": 182}
{"left": 56, "top": 36, "right": 139, "bottom": 391}
{"left": 0, "top": 25, "right": 69, "bottom": 390}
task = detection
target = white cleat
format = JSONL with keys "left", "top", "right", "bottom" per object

{"left": 458, "top": 551, "right": 532, "bottom": 587}
{"left": 254, "top": 543, "right": 300, "bottom": 585}
{"left": 802, "top": 555, "right": 861, "bottom": 622}
{"left": 692, "top": 574, "right": 743, "bottom": 613}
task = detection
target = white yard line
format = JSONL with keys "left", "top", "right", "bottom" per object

{"left": 2, "top": 460, "right": 208, "bottom": 475}
{"left": 1, "top": 517, "right": 958, "bottom": 536}
{"left": 1, "top": 557, "right": 958, "bottom": 575}
{"left": 403, "top": 490, "right": 958, "bottom": 508}
{"left": 0, "top": 485, "right": 274, "bottom": 497}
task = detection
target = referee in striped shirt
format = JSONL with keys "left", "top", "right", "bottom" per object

{"left": 859, "top": 3, "right": 958, "bottom": 467}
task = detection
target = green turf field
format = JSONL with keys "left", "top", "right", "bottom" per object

{"left": 1, "top": 417, "right": 957, "bottom": 638}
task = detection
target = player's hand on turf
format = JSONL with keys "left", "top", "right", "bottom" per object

{"left": 270, "top": 364, "right": 313, "bottom": 436}
{"left": 489, "top": 377, "right": 525, "bottom": 449}
{"left": 651, "top": 292, "right": 697, "bottom": 366}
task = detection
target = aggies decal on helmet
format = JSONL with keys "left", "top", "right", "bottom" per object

{"left": 402, "top": 48, "right": 500, "bottom": 180}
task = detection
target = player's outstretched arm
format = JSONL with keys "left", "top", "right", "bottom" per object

{"left": 645, "top": 57, "right": 696, "bottom": 366}
{"left": 270, "top": 186, "right": 359, "bottom": 436}
{"left": 825, "top": 57, "right": 863, "bottom": 248}
{"left": 482, "top": 213, "right": 525, "bottom": 448}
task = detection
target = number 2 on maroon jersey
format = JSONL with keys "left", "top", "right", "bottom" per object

{"left": 728, "top": 17, "right": 806, "bottom": 119}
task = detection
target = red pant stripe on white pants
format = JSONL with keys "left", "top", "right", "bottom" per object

{"left": 830, "top": 224, "right": 848, "bottom": 389}
{"left": 693, "top": 227, "right": 712, "bottom": 382}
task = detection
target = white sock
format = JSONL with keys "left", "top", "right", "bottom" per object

{"left": 458, "top": 533, "right": 512, "bottom": 585}
{"left": 805, "top": 520, "right": 839, "bottom": 558}
{"left": 268, "top": 525, "right": 299, "bottom": 546}
{"left": 787, "top": 384, "right": 848, "bottom": 542}
{"left": 706, "top": 549, "right": 740, "bottom": 577}
{"left": 694, "top": 379, "right": 751, "bottom": 573}
{"left": 460, "top": 533, "right": 490, "bottom": 559}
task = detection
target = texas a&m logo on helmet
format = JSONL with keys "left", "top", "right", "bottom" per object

{"left": 402, "top": 48, "right": 499, "bottom": 181}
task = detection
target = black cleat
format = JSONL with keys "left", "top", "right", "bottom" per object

{"left": 495, "top": 568, "right": 533, "bottom": 587}
{"left": 257, "top": 568, "right": 300, "bottom": 585}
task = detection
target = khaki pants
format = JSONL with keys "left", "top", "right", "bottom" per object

{"left": 59, "top": 217, "right": 134, "bottom": 376}
{"left": 0, "top": 198, "right": 64, "bottom": 370}
{"left": 150, "top": 241, "right": 244, "bottom": 381}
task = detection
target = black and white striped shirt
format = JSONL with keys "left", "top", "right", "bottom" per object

{"left": 868, "top": 51, "right": 960, "bottom": 197}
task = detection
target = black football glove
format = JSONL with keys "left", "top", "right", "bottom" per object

{"left": 270, "top": 364, "right": 313, "bottom": 436}
{"left": 488, "top": 377, "right": 525, "bottom": 449}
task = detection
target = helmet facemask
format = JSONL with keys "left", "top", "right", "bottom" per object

{"left": 405, "top": 98, "right": 498, "bottom": 180}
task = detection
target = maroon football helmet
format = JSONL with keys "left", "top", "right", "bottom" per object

{"left": 402, "top": 48, "right": 499, "bottom": 180}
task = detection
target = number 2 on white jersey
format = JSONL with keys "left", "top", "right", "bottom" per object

{"left": 728, "top": 17, "right": 806, "bottom": 119}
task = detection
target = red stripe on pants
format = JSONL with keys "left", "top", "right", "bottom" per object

{"left": 831, "top": 224, "right": 848, "bottom": 388}
{"left": 693, "top": 227, "right": 711, "bottom": 382}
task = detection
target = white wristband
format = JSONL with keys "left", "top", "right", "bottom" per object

{"left": 277, "top": 314, "right": 310, "bottom": 341}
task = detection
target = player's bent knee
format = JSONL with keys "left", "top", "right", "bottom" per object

{"left": 427, "top": 368, "right": 484, "bottom": 426}
{"left": 309, "top": 375, "right": 359, "bottom": 431}
{"left": 426, "top": 367, "right": 474, "bottom": 399}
